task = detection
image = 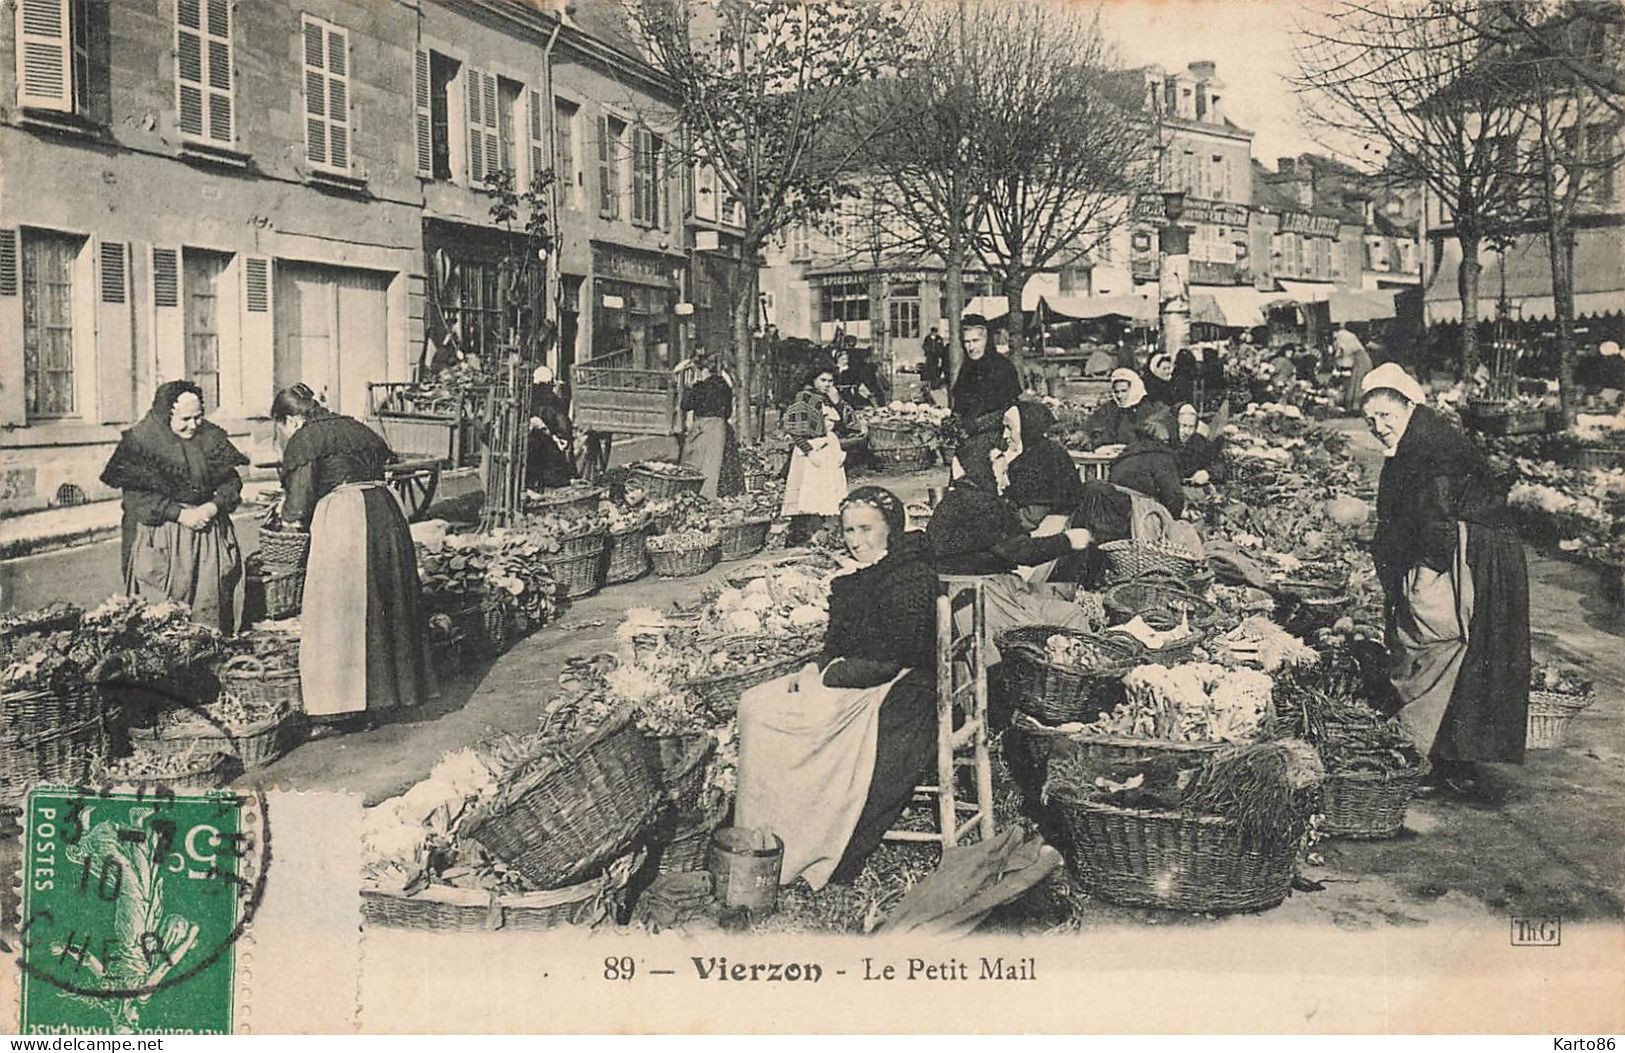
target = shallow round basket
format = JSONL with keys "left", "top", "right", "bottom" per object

{"left": 361, "top": 866, "right": 629, "bottom": 932}
{"left": 647, "top": 533, "right": 722, "bottom": 578}
{"left": 257, "top": 525, "right": 310, "bottom": 567}
{"left": 1527, "top": 689, "right": 1595, "bottom": 750}
{"left": 1111, "top": 626, "right": 1211, "bottom": 668}
{"left": 629, "top": 463, "right": 706, "bottom": 501}
{"left": 872, "top": 442, "right": 936, "bottom": 471}
{"left": 684, "top": 637, "right": 822, "bottom": 719}
{"left": 1003, "top": 715, "right": 1226, "bottom": 805}
{"left": 717, "top": 518, "right": 772, "bottom": 562}
{"left": 529, "top": 484, "right": 606, "bottom": 519}
{"left": 142, "top": 706, "right": 294, "bottom": 771}
{"left": 1104, "top": 579, "right": 1219, "bottom": 630}
{"left": 218, "top": 654, "right": 302, "bottom": 713}
{"left": 996, "top": 625, "right": 1142, "bottom": 726}
{"left": 604, "top": 526, "right": 650, "bottom": 584}
{"left": 1099, "top": 540, "right": 1203, "bottom": 582}
{"left": 1045, "top": 788, "right": 1297, "bottom": 914}
{"left": 1320, "top": 761, "right": 1429, "bottom": 840}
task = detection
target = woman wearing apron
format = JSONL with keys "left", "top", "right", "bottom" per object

{"left": 1362, "top": 364, "right": 1529, "bottom": 802}
{"left": 780, "top": 364, "right": 856, "bottom": 545}
{"left": 270, "top": 385, "right": 434, "bottom": 726}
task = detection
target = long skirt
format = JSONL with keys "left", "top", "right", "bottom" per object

{"left": 125, "top": 516, "right": 244, "bottom": 635}
{"left": 1387, "top": 520, "right": 1530, "bottom": 762}
{"left": 831, "top": 669, "right": 936, "bottom": 883}
{"left": 299, "top": 482, "right": 434, "bottom": 719}
{"left": 780, "top": 435, "right": 846, "bottom": 518}
{"left": 718, "top": 422, "right": 744, "bottom": 498}
{"left": 969, "top": 574, "right": 1098, "bottom": 664}
{"left": 680, "top": 416, "right": 728, "bottom": 500}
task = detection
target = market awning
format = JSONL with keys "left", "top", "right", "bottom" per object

{"left": 1326, "top": 288, "right": 1399, "bottom": 323}
{"left": 1423, "top": 228, "right": 1625, "bottom": 323}
{"left": 1270, "top": 280, "right": 1336, "bottom": 306}
{"left": 1038, "top": 293, "right": 1156, "bottom": 324}
{"left": 1193, "top": 285, "right": 1267, "bottom": 328}
{"left": 962, "top": 289, "right": 1043, "bottom": 320}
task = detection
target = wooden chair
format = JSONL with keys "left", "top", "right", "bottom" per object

{"left": 883, "top": 574, "right": 997, "bottom": 852}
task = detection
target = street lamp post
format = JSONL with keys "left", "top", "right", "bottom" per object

{"left": 1159, "top": 189, "right": 1191, "bottom": 361}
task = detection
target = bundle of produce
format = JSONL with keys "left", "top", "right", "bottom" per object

{"left": 645, "top": 491, "right": 712, "bottom": 535}
{"left": 0, "top": 602, "right": 83, "bottom": 655}
{"left": 1041, "top": 738, "right": 1322, "bottom": 914}
{"left": 217, "top": 627, "right": 303, "bottom": 712}
{"left": 996, "top": 626, "right": 1140, "bottom": 725}
{"left": 628, "top": 460, "right": 706, "bottom": 500}
{"left": 1526, "top": 661, "right": 1596, "bottom": 750}
{"left": 1213, "top": 615, "right": 1318, "bottom": 672}
{"left": 600, "top": 502, "right": 652, "bottom": 535}
{"left": 647, "top": 529, "right": 722, "bottom": 578}
{"left": 668, "top": 627, "right": 823, "bottom": 717}
{"left": 516, "top": 508, "right": 614, "bottom": 553}
{"left": 2, "top": 628, "right": 112, "bottom": 799}
{"left": 77, "top": 596, "right": 225, "bottom": 686}
{"left": 384, "top": 360, "right": 486, "bottom": 415}
{"left": 1086, "top": 663, "right": 1274, "bottom": 744}
{"left": 416, "top": 532, "right": 559, "bottom": 638}
{"left": 1267, "top": 660, "right": 1426, "bottom": 839}
{"left": 699, "top": 565, "right": 831, "bottom": 637}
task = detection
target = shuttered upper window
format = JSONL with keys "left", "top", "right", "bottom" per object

{"left": 15, "top": 0, "right": 103, "bottom": 120}
{"left": 176, "top": 0, "right": 232, "bottom": 144}
{"left": 302, "top": 15, "right": 350, "bottom": 172}
{"left": 598, "top": 115, "right": 624, "bottom": 220}
{"left": 466, "top": 68, "right": 500, "bottom": 188}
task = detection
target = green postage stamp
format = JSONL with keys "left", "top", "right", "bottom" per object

{"left": 16, "top": 786, "right": 266, "bottom": 1035}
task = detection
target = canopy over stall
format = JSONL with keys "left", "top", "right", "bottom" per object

{"left": 1422, "top": 231, "right": 1625, "bottom": 324}
{"left": 1038, "top": 293, "right": 1156, "bottom": 324}
{"left": 1326, "top": 288, "right": 1399, "bottom": 324}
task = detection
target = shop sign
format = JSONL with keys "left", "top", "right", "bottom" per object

{"left": 1133, "top": 195, "right": 1250, "bottom": 228}
{"left": 592, "top": 244, "right": 679, "bottom": 287}
{"left": 1277, "top": 212, "right": 1341, "bottom": 238}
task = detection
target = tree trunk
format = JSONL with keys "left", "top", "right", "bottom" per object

{"left": 731, "top": 241, "right": 760, "bottom": 443}
{"left": 945, "top": 229, "right": 965, "bottom": 389}
{"left": 1002, "top": 270, "right": 1028, "bottom": 380}
{"left": 1457, "top": 231, "right": 1483, "bottom": 379}
{"left": 1547, "top": 221, "right": 1579, "bottom": 426}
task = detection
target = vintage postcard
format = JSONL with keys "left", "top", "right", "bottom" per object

{"left": 2, "top": 0, "right": 1623, "bottom": 1036}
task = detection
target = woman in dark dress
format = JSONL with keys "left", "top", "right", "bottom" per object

{"left": 949, "top": 315, "right": 1022, "bottom": 455}
{"left": 836, "top": 347, "right": 888, "bottom": 411}
{"left": 1108, "top": 417, "right": 1186, "bottom": 518}
{"left": 735, "top": 487, "right": 936, "bottom": 888}
{"left": 1083, "top": 368, "right": 1167, "bottom": 450}
{"left": 1171, "top": 347, "right": 1200, "bottom": 407}
{"left": 100, "top": 380, "right": 248, "bottom": 633}
{"left": 1142, "top": 352, "right": 1178, "bottom": 410}
{"left": 271, "top": 385, "right": 433, "bottom": 723}
{"left": 678, "top": 354, "right": 743, "bottom": 499}
{"left": 1004, "top": 400, "right": 1085, "bottom": 529}
{"left": 1361, "top": 364, "right": 1530, "bottom": 800}
{"left": 526, "top": 365, "right": 576, "bottom": 492}
{"left": 1173, "top": 403, "right": 1227, "bottom": 485}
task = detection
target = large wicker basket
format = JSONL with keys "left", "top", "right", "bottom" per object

{"left": 629, "top": 463, "right": 706, "bottom": 501}
{"left": 1099, "top": 540, "right": 1204, "bottom": 582}
{"left": 1, "top": 715, "right": 109, "bottom": 803}
{"left": 683, "top": 637, "right": 822, "bottom": 719}
{"left": 1104, "top": 578, "right": 1219, "bottom": 630}
{"left": 653, "top": 805, "right": 729, "bottom": 875}
{"left": 717, "top": 518, "right": 772, "bottom": 562}
{"left": 251, "top": 562, "right": 306, "bottom": 620}
{"left": 454, "top": 599, "right": 513, "bottom": 657}
{"left": 647, "top": 532, "right": 721, "bottom": 578}
{"left": 542, "top": 544, "right": 607, "bottom": 601}
{"left": 867, "top": 421, "right": 932, "bottom": 449}
{"left": 1527, "top": 689, "right": 1595, "bottom": 749}
{"left": 137, "top": 706, "right": 295, "bottom": 771}
{"left": 872, "top": 442, "right": 936, "bottom": 471}
{"left": 463, "top": 709, "right": 660, "bottom": 890}
{"left": 257, "top": 525, "right": 311, "bottom": 567}
{"left": 1107, "top": 625, "right": 1210, "bottom": 667}
{"left": 604, "top": 526, "right": 650, "bottom": 584}
{"left": 528, "top": 484, "right": 606, "bottom": 519}
{"left": 219, "top": 654, "right": 303, "bottom": 713}
{"left": 1004, "top": 714, "right": 1226, "bottom": 797}
{"left": 1565, "top": 444, "right": 1625, "bottom": 471}
{"left": 361, "top": 863, "right": 631, "bottom": 932}
{"left": 1046, "top": 788, "right": 1298, "bottom": 914}
{"left": 997, "top": 626, "right": 1142, "bottom": 726}
{"left": 1320, "top": 761, "right": 1429, "bottom": 840}
{"left": 1, "top": 682, "right": 104, "bottom": 731}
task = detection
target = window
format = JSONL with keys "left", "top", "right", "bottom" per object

{"left": 631, "top": 126, "right": 662, "bottom": 227}
{"left": 887, "top": 291, "right": 920, "bottom": 340}
{"left": 554, "top": 98, "right": 578, "bottom": 204}
{"left": 466, "top": 69, "right": 500, "bottom": 187}
{"left": 301, "top": 16, "right": 350, "bottom": 172}
{"left": 937, "top": 280, "right": 989, "bottom": 321}
{"left": 819, "top": 282, "right": 869, "bottom": 323}
{"left": 175, "top": 0, "right": 232, "bottom": 144}
{"left": 439, "top": 257, "right": 502, "bottom": 361}
{"left": 418, "top": 50, "right": 457, "bottom": 180}
{"left": 789, "top": 221, "right": 810, "bottom": 260}
{"left": 183, "top": 249, "right": 229, "bottom": 409}
{"left": 695, "top": 164, "right": 717, "bottom": 221}
{"left": 15, "top": 0, "right": 108, "bottom": 121}
{"left": 598, "top": 115, "right": 625, "bottom": 219}
{"left": 496, "top": 77, "right": 520, "bottom": 177}
{"left": 721, "top": 189, "right": 740, "bottom": 228}
{"left": 21, "top": 228, "right": 84, "bottom": 419}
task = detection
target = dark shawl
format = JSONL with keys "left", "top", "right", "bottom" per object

{"left": 1374, "top": 405, "right": 1529, "bottom": 763}
{"left": 1083, "top": 399, "right": 1165, "bottom": 450}
{"left": 280, "top": 411, "right": 394, "bottom": 527}
{"left": 1171, "top": 349, "right": 1200, "bottom": 406}
{"left": 101, "top": 406, "right": 247, "bottom": 572}
{"left": 927, "top": 470, "right": 1071, "bottom": 576}
{"left": 1109, "top": 437, "right": 1186, "bottom": 518}
{"left": 528, "top": 387, "right": 577, "bottom": 490}
{"left": 1007, "top": 403, "right": 1084, "bottom": 524}
{"left": 950, "top": 351, "right": 1021, "bottom": 434}
{"left": 820, "top": 531, "right": 937, "bottom": 686}
{"left": 1142, "top": 371, "right": 1177, "bottom": 411}
{"left": 683, "top": 375, "right": 734, "bottom": 419}
{"left": 1175, "top": 432, "right": 1227, "bottom": 482}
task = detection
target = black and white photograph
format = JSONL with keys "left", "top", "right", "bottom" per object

{"left": 0, "top": 0, "right": 1621, "bottom": 1036}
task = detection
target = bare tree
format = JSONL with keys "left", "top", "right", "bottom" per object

{"left": 627, "top": 0, "right": 916, "bottom": 440}
{"left": 1454, "top": 0, "right": 1625, "bottom": 118}
{"left": 1294, "top": 1, "right": 1528, "bottom": 376}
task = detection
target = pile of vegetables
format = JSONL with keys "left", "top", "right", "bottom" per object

{"left": 1267, "top": 659, "right": 1423, "bottom": 776}
{"left": 713, "top": 492, "right": 782, "bottom": 524}
{"left": 415, "top": 532, "right": 559, "bottom": 626}
{"left": 646, "top": 492, "right": 713, "bottom": 534}
{"left": 2, "top": 597, "right": 222, "bottom": 697}
{"left": 1530, "top": 661, "right": 1593, "bottom": 698}
{"left": 699, "top": 565, "right": 831, "bottom": 637}
{"left": 157, "top": 690, "right": 285, "bottom": 734}
{"left": 1081, "top": 663, "right": 1274, "bottom": 743}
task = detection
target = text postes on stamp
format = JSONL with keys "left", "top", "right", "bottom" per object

{"left": 17, "top": 786, "right": 266, "bottom": 1035}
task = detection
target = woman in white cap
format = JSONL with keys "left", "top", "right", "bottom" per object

{"left": 526, "top": 365, "right": 576, "bottom": 491}
{"left": 1360, "top": 362, "right": 1529, "bottom": 801}
{"left": 1082, "top": 368, "right": 1169, "bottom": 451}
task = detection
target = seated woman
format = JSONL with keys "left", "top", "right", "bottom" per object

{"left": 1142, "top": 352, "right": 1177, "bottom": 410}
{"left": 926, "top": 434, "right": 1095, "bottom": 650}
{"left": 735, "top": 487, "right": 936, "bottom": 889}
{"left": 1083, "top": 369, "right": 1167, "bottom": 450}
{"left": 1109, "top": 417, "right": 1186, "bottom": 518}
{"left": 1173, "top": 403, "right": 1228, "bottom": 485}
{"left": 1073, "top": 417, "right": 1193, "bottom": 551}
{"left": 1005, "top": 400, "right": 1085, "bottom": 530}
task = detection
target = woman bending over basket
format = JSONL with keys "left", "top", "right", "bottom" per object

{"left": 736, "top": 487, "right": 937, "bottom": 888}
{"left": 1361, "top": 364, "right": 1529, "bottom": 803}
{"left": 271, "top": 385, "right": 434, "bottom": 726}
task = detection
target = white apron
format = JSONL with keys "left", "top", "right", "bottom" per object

{"left": 1390, "top": 522, "right": 1475, "bottom": 754}
{"left": 780, "top": 434, "right": 847, "bottom": 518}
{"left": 299, "top": 481, "right": 391, "bottom": 718}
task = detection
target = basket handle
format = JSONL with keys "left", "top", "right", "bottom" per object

{"left": 222, "top": 654, "right": 267, "bottom": 679}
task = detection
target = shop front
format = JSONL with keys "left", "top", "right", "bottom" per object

{"left": 590, "top": 243, "right": 684, "bottom": 369}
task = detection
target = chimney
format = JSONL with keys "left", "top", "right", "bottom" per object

{"left": 1278, "top": 157, "right": 1296, "bottom": 177}
{"left": 1188, "top": 60, "right": 1217, "bottom": 81}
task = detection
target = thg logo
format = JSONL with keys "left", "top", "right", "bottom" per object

{"left": 1511, "top": 916, "right": 1562, "bottom": 946}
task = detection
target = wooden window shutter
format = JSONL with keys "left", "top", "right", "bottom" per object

{"left": 244, "top": 257, "right": 269, "bottom": 312}
{"left": 480, "top": 72, "right": 499, "bottom": 179}
{"left": 17, "top": 0, "right": 73, "bottom": 111}
{"left": 527, "top": 87, "right": 546, "bottom": 192}
{"left": 0, "top": 230, "right": 18, "bottom": 297}
{"left": 152, "top": 247, "right": 179, "bottom": 308}
{"left": 630, "top": 127, "right": 647, "bottom": 225}
{"left": 176, "top": 0, "right": 232, "bottom": 142}
{"left": 414, "top": 49, "right": 433, "bottom": 177}
{"left": 597, "top": 114, "right": 612, "bottom": 218}
{"left": 302, "top": 18, "right": 350, "bottom": 171}
{"left": 326, "top": 25, "right": 349, "bottom": 169}
{"left": 303, "top": 18, "right": 327, "bottom": 165}
{"left": 467, "top": 67, "right": 485, "bottom": 185}
{"left": 99, "top": 241, "right": 126, "bottom": 303}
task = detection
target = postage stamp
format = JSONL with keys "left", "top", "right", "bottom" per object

{"left": 15, "top": 786, "right": 267, "bottom": 1035}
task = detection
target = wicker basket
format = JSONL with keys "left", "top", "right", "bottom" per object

{"left": 1104, "top": 579, "right": 1219, "bottom": 630}
{"left": 361, "top": 866, "right": 629, "bottom": 932}
{"left": 1, "top": 716, "right": 109, "bottom": 802}
{"left": 254, "top": 563, "right": 306, "bottom": 620}
{"left": 1006, "top": 714, "right": 1227, "bottom": 787}
{"left": 1527, "top": 689, "right": 1595, "bottom": 749}
{"left": 629, "top": 463, "right": 706, "bottom": 501}
{"left": 647, "top": 533, "right": 722, "bottom": 578}
{"left": 1, "top": 682, "right": 104, "bottom": 733}
{"left": 997, "top": 626, "right": 1142, "bottom": 726}
{"left": 454, "top": 599, "right": 513, "bottom": 657}
{"left": 867, "top": 421, "right": 931, "bottom": 449}
{"left": 1109, "top": 625, "right": 1211, "bottom": 667}
{"left": 1046, "top": 788, "right": 1298, "bottom": 913}
{"left": 1565, "top": 444, "right": 1625, "bottom": 471}
{"left": 528, "top": 484, "right": 606, "bottom": 519}
{"left": 644, "top": 732, "right": 714, "bottom": 806}
{"left": 219, "top": 654, "right": 303, "bottom": 713}
{"left": 1099, "top": 539, "right": 1204, "bottom": 581}
{"left": 683, "top": 638, "right": 822, "bottom": 719}
{"left": 872, "top": 442, "right": 936, "bottom": 471}
{"left": 542, "top": 547, "right": 607, "bottom": 600}
{"left": 463, "top": 709, "right": 660, "bottom": 890}
{"left": 654, "top": 807, "right": 728, "bottom": 875}
{"left": 257, "top": 525, "right": 311, "bottom": 567}
{"left": 604, "top": 526, "right": 650, "bottom": 584}
{"left": 429, "top": 630, "right": 465, "bottom": 680}
{"left": 139, "top": 706, "right": 295, "bottom": 771}
{"left": 717, "top": 518, "right": 772, "bottom": 562}
{"left": 1320, "top": 761, "right": 1429, "bottom": 839}
{"left": 552, "top": 526, "right": 610, "bottom": 559}
{"left": 104, "top": 748, "right": 234, "bottom": 791}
